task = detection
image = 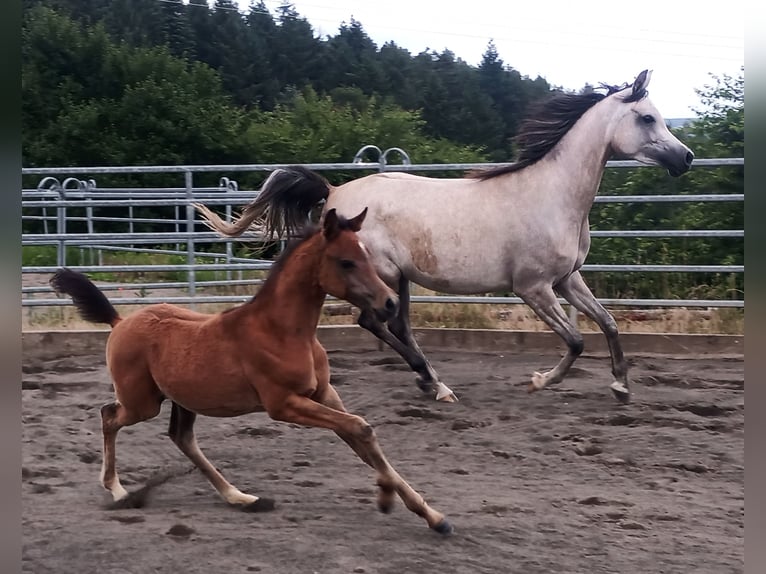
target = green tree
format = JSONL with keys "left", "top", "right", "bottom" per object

{"left": 318, "top": 18, "right": 384, "bottom": 95}
{"left": 233, "top": 87, "right": 485, "bottom": 186}
{"left": 22, "top": 7, "right": 244, "bottom": 167}
{"left": 244, "top": 1, "right": 281, "bottom": 109}
{"left": 270, "top": 3, "right": 324, "bottom": 90}
{"left": 378, "top": 41, "right": 419, "bottom": 110}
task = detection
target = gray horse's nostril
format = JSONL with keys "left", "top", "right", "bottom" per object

{"left": 685, "top": 151, "right": 694, "bottom": 166}
{"left": 385, "top": 297, "right": 397, "bottom": 311}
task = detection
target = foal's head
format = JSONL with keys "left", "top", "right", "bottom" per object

{"left": 319, "top": 208, "right": 399, "bottom": 321}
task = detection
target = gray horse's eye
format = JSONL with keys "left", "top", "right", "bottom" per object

{"left": 641, "top": 114, "right": 656, "bottom": 125}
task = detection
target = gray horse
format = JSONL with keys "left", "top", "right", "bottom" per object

{"left": 196, "top": 70, "right": 693, "bottom": 405}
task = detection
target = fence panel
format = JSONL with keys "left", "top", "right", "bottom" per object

{"left": 22, "top": 153, "right": 744, "bottom": 313}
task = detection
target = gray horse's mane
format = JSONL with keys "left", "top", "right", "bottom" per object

{"left": 470, "top": 81, "right": 644, "bottom": 180}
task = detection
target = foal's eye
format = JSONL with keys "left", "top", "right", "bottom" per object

{"left": 641, "top": 114, "right": 656, "bottom": 125}
{"left": 339, "top": 259, "right": 356, "bottom": 270}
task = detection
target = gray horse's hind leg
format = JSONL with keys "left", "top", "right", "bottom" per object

{"left": 556, "top": 271, "right": 630, "bottom": 403}
{"left": 515, "top": 283, "right": 584, "bottom": 392}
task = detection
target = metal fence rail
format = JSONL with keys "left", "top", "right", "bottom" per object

{"left": 22, "top": 150, "right": 744, "bottom": 311}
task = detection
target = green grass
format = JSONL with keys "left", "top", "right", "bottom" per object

{"left": 22, "top": 247, "right": 744, "bottom": 335}
{"left": 22, "top": 245, "right": 263, "bottom": 283}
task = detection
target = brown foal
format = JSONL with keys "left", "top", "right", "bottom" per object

{"left": 50, "top": 208, "right": 452, "bottom": 535}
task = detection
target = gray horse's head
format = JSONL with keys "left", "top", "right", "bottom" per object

{"left": 609, "top": 70, "right": 694, "bottom": 177}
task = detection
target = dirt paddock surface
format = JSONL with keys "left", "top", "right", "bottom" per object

{"left": 22, "top": 337, "right": 743, "bottom": 574}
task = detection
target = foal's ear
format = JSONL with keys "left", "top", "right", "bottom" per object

{"left": 323, "top": 208, "right": 341, "bottom": 240}
{"left": 632, "top": 69, "right": 652, "bottom": 98}
{"left": 347, "top": 207, "right": 368, "bottom": 232}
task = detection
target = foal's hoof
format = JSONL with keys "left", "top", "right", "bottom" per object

{"left": 432, "top": 519, "right": 454, "bottom": 536}
{"left": 610, "top": 381, "right": 631, "bottom": 404}
{"left": 377, "top": 499, "right": 394, "bottom": 514}
{"left": 377, "top": 489, "right": 396, "bottom": 514}
{"left": 105, "top": 485, "right": 154, "bottom": 510}
{"left": 241, "top": 497, "right": 276, "bottom": 513}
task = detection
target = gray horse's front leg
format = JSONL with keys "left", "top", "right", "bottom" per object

{"left": 357, "top": 305, "right": 457, "bottom": 402}
{"left": 556, "top": 271, "right": 630, "bottom": 403}
{"left": 515, "top": 282, "right": 585, "bottom": 392}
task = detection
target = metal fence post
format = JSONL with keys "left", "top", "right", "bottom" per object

{"left": 220, "top": 177, "right": 236, "bottom": 282}
{"left": 85, "top": 179, "right": 95, "bottom": 265}
{"left": 185, "top": 170, "right": 196, "bottom": 308}
{"left": 56, "top": 186, "right": 66, "bottom": 268}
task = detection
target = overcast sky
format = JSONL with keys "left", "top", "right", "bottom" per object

{"left": 235, "top": 0, "right": 744, "bottom": 118}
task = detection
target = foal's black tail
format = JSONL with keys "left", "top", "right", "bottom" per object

{"left": 50, "top": 268, "right": 121, "bottom": 327}
{"left": 194, "top": 165, "right": 331, "bottom": 240}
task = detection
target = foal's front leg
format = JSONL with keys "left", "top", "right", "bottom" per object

{"left": 266, "top": 390, "right": 452, "bottom": 534}
{"left": 311, "top": 384, "right": 395, "bottom": 513}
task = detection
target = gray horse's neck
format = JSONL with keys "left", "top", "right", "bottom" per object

{"left": 535, "top": 95, "right": 619, "bottom": 216}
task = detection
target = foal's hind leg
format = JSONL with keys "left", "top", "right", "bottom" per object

{"left": 100, "top": 397, "right": 162, "bottom": 502}
{"left": 167, "top": 402, "right": 273, "bottom": 510}
{"left": 516, "top": 283, "right": 584, "bottom": 392}
{"left": 556, "top": 271, "right": 631, "bottom": 403}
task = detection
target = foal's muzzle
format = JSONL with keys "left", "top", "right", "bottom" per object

{"left": 374, "top": 295, "right": 399, "bottom": 322}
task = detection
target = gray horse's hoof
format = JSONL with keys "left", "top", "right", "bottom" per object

{"left": 610, "top": 381, "right": 631, "bottom": 404}
{"left": 415, "top": 376, "right": 434, "bottom": 394}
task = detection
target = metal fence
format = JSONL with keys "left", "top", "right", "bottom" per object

{"left": 22, "top": 148, "right": 744, "bottom": 312}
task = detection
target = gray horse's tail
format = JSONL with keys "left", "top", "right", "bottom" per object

{"left": 50, "top": 268, "right": 121, "bottom": 327}
{"left": 194, "top": 166, "right": 331, "bottom": 240}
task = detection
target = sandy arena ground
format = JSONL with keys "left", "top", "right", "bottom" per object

{"left": 22, "top": 344, "right": 743, "bottom": 574}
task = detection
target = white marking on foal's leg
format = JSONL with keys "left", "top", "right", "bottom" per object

{"left": 100, "top": 463, "right": 129, "bottom": 501}
{"left": 435, "top": 381, "right": 458, "bottom": 402}
{"left": 221, "top": 486, "right": 258, "bottom": 506}
{"left": 108, "top": 483, "right": 129, "bottom": 501}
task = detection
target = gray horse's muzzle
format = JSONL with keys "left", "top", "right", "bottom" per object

{"left": 666, "top": 149, "right": 695, "bottom": 177}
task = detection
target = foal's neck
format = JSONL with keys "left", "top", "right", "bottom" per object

{"left": 251, "top": 234, "right": 327, "bottom": 338}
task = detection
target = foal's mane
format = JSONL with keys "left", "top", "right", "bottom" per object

{"left": 227, "top": 215, "right": 358, "bottom": 309}
{"left": 470, "top": 81, "right": 637, "bottom": 180}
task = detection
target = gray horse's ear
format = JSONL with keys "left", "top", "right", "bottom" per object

{"left": 632, "top": 69, "right": 652, "bottom": 97}
{"left": 323, "top": 208, "right": 340, "bottom": 240}
{"left": 347, "top": 207, "right": 368, "bottom": 232}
